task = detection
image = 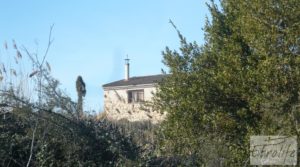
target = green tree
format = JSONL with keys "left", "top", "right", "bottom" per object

{"left": 153, "top": 0, "right": 300, "bottom": 166}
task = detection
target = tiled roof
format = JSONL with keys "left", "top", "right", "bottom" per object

{"left": 102, "top": 74, "right": 169, "bottom": 88}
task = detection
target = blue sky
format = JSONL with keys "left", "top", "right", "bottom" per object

{"left": 0, "top": 0, "right": 209, "bottom": 112}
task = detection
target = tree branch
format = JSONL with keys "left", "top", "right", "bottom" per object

{"left": 26, "top": 121, "right": 37, "bottom": 167}
{"left": 40, "top": 24, "right": 54, "bottom": 68}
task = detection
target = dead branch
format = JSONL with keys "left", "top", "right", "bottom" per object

{"left": 26, "top": 121, "right": 37, "bottom": 167}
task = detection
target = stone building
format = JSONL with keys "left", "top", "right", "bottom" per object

{"left": 102, "top": 59, "right": 167, "bottom": 123}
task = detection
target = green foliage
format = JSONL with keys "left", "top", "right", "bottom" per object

{"left": 153, "top": 0, "right": 300, "bottom": 166}
{"left": 0, "top": 108, "right": 142, "bottom": 166}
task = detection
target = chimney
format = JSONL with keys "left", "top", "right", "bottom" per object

{"left": 125, "top": 56, "right": 130, "bottom": 81}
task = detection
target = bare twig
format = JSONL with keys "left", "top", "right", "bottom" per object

{"left": 40, "top": 24, "right": 54, "bottom": 69}
{"left": 26, "top": 121, "right": 38, "bottom": 167}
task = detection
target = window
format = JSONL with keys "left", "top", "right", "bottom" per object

{"left": 128, "top": 90, "right": 144, "bottom": 103}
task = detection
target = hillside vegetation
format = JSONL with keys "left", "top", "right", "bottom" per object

{"left": 1, "top": 0, "right": 300, "bottom": 166}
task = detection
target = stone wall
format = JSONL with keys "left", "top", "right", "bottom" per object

{"left": 103, "top": 85, "right": 166, "bottom": 124}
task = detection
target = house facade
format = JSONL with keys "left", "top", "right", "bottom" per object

{"left": 102, "top": 59, "right": 167, "bottom": 123}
